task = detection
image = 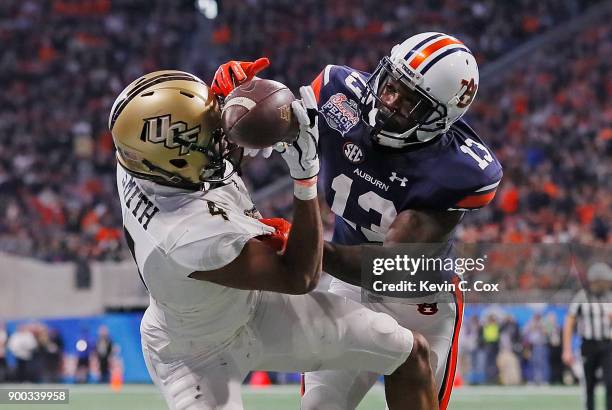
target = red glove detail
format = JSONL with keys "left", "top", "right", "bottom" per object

{"left": 256, "top": 217, "right": 291, "bottom": 253}
{"left": 211, "top": 57, "right": 270, "bottom": 97}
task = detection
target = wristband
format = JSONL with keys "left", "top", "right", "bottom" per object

{"left": 293, "top": 177, "right": 318, "bottom": 200}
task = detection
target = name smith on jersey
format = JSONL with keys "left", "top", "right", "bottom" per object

{"left": 121, "top": 173, "right": 159, "bottom": 230}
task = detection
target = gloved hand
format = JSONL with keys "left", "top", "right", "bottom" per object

{"left": 211, "top": 58, "right": 270, "bottom": 97}
{"left": 256, "top": 217, "right": 292, "bottom": 252}
{"left": 243, "top": 147, "right": 274, "bottom": 159}
{"left": 276, "top": 85, "right": 319, "bottom": 181}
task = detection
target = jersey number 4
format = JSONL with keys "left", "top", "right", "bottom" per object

{"left": 207, "top": 201, "right": 229, "bottom": 220}
{"left": 331, "top": 174, "right": 397, "bottom": 241}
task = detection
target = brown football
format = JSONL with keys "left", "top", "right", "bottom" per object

{"left": 221, "top": 79, "right": 299, "bottom": 149}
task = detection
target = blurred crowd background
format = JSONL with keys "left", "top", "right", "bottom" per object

{"left": 0, "top": 0, "right": 609, "bottom": 264}
{"left": 0, "top": 308, "right": 580, "bottom": 387}
{"left": 0, "top": 321, "right": 116, "bottom": 384}
{"left": 0, "top": 0, "right": 610, "bottom": 388}
{"left": 459, "top": 310, "right": 569, "bottom": 386}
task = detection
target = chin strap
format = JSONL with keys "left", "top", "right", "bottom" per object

{"left": 172, "top": 128, "right": 244, "bottom": 184}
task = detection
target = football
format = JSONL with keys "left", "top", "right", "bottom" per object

{"left": 221, "top": 78, "right": 299, "bottom": 149}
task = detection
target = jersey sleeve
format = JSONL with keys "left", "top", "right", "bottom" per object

{"left": 449, "top": 179, "right": 501, "bottom": 211}
{"left": 310, "top": 65, "right": 333, "bottom": 105}
{"left": 422, "top": 163, "right": 502, "bottom": 212}
{"left": 169, "top": 232, "right": 253, "bottom": 272}
{"left": 167, "top": 207, "right": 274, "bottom": 272}
{"left": 568, "top": 301, "right": 581, "bottom": 316}
{"left": 310, "top": 65, "right": 366, "bottom": 106}
{"left": 440, "top": 121, "right": 504, "bottom": 211}
{"left": 568, "top": 290, "right": 586, "bottom": 316}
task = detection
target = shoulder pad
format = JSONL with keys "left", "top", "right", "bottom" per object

{"left": 311, "top": 65, "right": 369, "bottom": 104}
{"left": 438, "top": 120, "right": 503, "bottom": 211}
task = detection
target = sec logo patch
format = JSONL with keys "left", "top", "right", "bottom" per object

{"left": 343, "top": 142, "right": 365, "bottom": 164}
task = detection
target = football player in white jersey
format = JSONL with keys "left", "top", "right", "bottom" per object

{"left": 109, "top": 70, "right": 438, "bottom": 410}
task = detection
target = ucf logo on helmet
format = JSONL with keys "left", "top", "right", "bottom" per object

{"left": 140, "top": 114, "right": 200, "bottom": 156}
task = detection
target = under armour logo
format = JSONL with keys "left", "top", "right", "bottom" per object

{"left": 389, "top": 172, "right": 408, "bottom": 187}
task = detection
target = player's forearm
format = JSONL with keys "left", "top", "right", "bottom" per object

{"left": 324, "top": 241, "right": 443, "bottom": 285}
{"left": 385, "top": 209, "right": 463, "bottom": 244}
{"left": 324, "top": 225, "right": 453, "bottom": 284}
{"left": 323, "top": 241, "right": 372, "bottom": 286}
{"left": 562, "top": 316, "right": 575, "bottom": 352}
{"left": 282, "top": 197, "right": 323, "bottom": 292}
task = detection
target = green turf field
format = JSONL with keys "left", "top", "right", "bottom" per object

{"left": 0, "top": 384, "right": 605, "bottom": 409}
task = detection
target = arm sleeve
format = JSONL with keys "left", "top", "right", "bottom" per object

{"left": 568, "top": 290, "right": 585, "bottom": 316}
{"left": 169, "top": 232, "right": 257, "bottom": 272}
{"left": 568, "top": 302, "right": 581, "bottom": 316}
{"left": 450, "top": 180, "right": 501, "bottom": 211}
{"left": 310, "top": 65, "right": 336, "bottom": 105}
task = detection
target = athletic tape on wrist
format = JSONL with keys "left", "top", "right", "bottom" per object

{"left": 293, "top": 177, "right": 318, "bottom": 200}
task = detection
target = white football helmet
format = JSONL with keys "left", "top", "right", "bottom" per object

{"left": 362, "top": 32, "right": 479, "bottom": 148}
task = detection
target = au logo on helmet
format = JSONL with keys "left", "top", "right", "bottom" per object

{"left": 140, "top": 114, "right": 201, "bottom": 156}
{"left": 457, "top": 78, "right": 478, "bottom": 108}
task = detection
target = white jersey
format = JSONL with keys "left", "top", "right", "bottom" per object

{"left": 116, "top": 165, "right": 274, "bottom": 351}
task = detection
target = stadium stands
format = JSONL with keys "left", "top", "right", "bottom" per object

{"left": 0, "top": 0, "right": 608, "bottom": 268}
{"left": 0, "top": 0, "right": 609, "bottom": 390}
{"left": 0, "top": 0, "right": 197, "bottom": 260}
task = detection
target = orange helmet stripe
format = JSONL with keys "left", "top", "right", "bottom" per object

{"left": 409, "top": 37, "right": 464, "bottom": 70}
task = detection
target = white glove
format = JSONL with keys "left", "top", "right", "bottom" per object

{"left": 243, "top": 147, "right": 273, "bottom": 158}
{"left": 277, "top": 86, "right": 320, "bottom": 180}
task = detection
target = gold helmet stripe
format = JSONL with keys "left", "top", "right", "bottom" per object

{"left": 109, "top": 72, "right": 205, "bottom": 131}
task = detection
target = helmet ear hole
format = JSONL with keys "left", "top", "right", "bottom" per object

{"left": 169, "top": 159, "right": 188, "bottom": 168}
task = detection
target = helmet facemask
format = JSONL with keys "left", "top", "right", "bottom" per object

{"left": 172, "top": 127, "right": 243, "bottom": 184}
{"left": 197, "top": 128, "right": 244, "bottom": 184}
{"left": 362, "top": 56, "right": 448, "bottom": 148}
